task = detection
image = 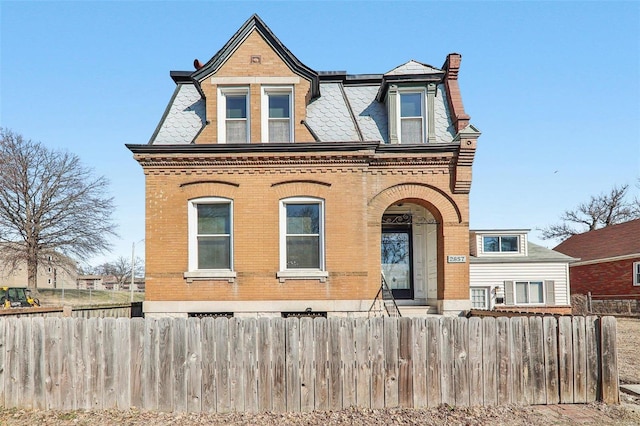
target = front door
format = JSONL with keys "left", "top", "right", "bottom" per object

{"left": 381, "top": 216, "right": 414, "bottom": 299}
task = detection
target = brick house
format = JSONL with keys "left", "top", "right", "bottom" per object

{"left": 127, "top": 15, "right": 480, "bottom": 318}
{"left": 469, "top": 229, "right": 575, "bottom": 314}
{"left": 553, "top": 219, "right": 640, "bottom": 299}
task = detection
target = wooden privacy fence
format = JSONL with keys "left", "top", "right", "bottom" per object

{"left": 0, "top": 316, "right": 618, "bottom": 413}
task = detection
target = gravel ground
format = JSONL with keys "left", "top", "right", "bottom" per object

{"left": 1, "top": 317, "right": 639, "bottom": 425}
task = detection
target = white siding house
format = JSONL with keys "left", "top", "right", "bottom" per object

{"left": 469, "top": 230, "right": 576, "bottom": 313}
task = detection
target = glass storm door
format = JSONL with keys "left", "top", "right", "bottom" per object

{"left": 381, "top": 219, "right": 414, "bottom": 299}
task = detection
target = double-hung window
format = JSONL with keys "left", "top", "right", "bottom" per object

{"left": 634, "top": 262, "right": 640, "bottom": 286}
{"left": 514, "top": 281, "right": 544, "bottom": 304}
{"left": 188, "top": 198, "right": 233, "bottom": 272}
{"left": 277, "top": 197, "right": 327, "bottom": 281}
{"left": 399, "top": 91, "right": 425, "bottom": 144}
{"left": 262, "top": 87, "right": 293, "bottom": 143}
{"left": 482, "top": 235, "right": 519, "bottom": 253}
{"left": 218, "top": 88, "right": 249, "bottom": 143}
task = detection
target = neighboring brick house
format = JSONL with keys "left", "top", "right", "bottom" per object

{"left": 127, "top": 15, "right": 480, "bottom": 318}
{"left": 554, "top": 219, "right": 640, "bottom": 299}
{"left": 469, "top": 229, "right": 576, "bottom": 314}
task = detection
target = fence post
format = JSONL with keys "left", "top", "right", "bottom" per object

{"left": 587, "top": 292, "right": 592, "bottom": 313}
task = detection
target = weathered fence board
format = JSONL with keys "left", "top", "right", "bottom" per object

{"left": 214, "top": 317, "right": 230, "bottom": 413}
{"left": 585, "top": 316, "right": 600, "bottom": 402}
{"left": 496, "top": 317, "right": 511, "bottom": 405}
{"left": 130, "top": 318, "right": 145, "bottom": 410}
{"left": 543, "top": 316, "right": 560, "bottom": 404}
{"left": 271, "top": 318, "right": 286, "bottom": 412}
{"left": 32, "top": 317, "right": 46, "bottom": 410}
{"left": 328, "top": 318, "right": 342, "bottom": 410}
{"left": 0, "top": 315, "right": 620, "bottom": 413}
{"left": 558, "top": 316, "right": 574, "bottom": 403}
{"left": 186, "top": 318, "right": 202, "bottom": 412}
{"left": 468, "top": 317, "right": 483, "bottom": 407}
{"left": 313, "top": 317, "right": 329, "bottom": 411}
{"left": 425, "top": 317, "right": 441, "bottom": 407}
{"left": 529, "top": 316, "right": 546, "bottom": 405}
{"left": 142, "top": 316, "right": 158, "bottom": 410}
{"left": 572, "top": 316, "right": 587, "bottom": 403}
{"left": 398, "top": 318, "right": 413, "bottom": 408}
{"left": 299, "top": 318, "right": 315, "bottom": 412}
{"left": 440, "top": 317, "right": 454, "bottom": 405}
{"left": 453, "top": 318, "right": 469, "bottom": 407}
{"left": 285, "top": 318, "right": 300, "bottom": 412}
{"left": 157, "top": 318, "right": 173, "bottom": 412}
{"left": 229, "top": 318, "right": 245, "bottom": 412}
{"left": 355, "top": 318, "right": 371, "bottom": 408}
{"left": 200, "top": 318, "right": 215, "bottom": 412}
{"left": 600, "top": 316, "right": 619, "bottom": 404}
{"left": 412, "top": 318, "right": 428, "bottom": 408}
{"left": 370, "top": 317, "right": 385, "bottom": 409}
{"left": 342, "top": 318, "right": 357, "bottom": 409}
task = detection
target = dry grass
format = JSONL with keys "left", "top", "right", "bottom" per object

{"left": 616, "top": 317, "right": 640, "bottom": 384}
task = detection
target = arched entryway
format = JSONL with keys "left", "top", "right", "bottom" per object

{"left": 381, "top": 201, "right": 438, "bottom": 304}
{"left": 368, "top": 183, "right": 469, "bottom": 315}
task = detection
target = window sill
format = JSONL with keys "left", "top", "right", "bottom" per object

{"left": 184, "top": 270, "right": 236, "bottom": 283}
{"left": 277, "top": 270, "right": 328, "bottom": 283}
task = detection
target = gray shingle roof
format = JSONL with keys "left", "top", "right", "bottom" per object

{"left": 434, "top": 84, "right": 455, "bottom": 143}
{"left": 305, "top": 82, "right": 360, "bottom": 142}
{"left": 343, "top": 85, "right": 388, "bottom": 143}
{"left": 150, "top": 84, "right": 205, "bottom": 145}
{"left": 149, "top": 72, "right": 458, "bottom": 145}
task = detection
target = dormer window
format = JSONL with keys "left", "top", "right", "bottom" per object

{"left": 262, "top": 87, "right": 293, "bottom": 142}
{"left": 400, "top": 92, "right": 425, "bottom": 144}
{"left": 483, "top": 235, "right": 519, "bottom": 253}
{"left": 218, "top": 87, "right": 250, "bottom": 143}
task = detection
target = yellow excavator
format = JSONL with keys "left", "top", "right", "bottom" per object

{"left": 0, "top": 287, "right": 40, "bottom": 308}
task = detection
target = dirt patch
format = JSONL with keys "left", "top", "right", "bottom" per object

{"left": 617, "top": 317, "right": 640, "bottom": 384}
{"left": 1, "top": 404, "right": 639, "bottom": 426}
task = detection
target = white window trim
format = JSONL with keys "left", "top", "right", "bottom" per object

{"left": 397, "top": 88, "right": 427, "bottom": 144}
{"left": 184, "top": 197, "right": 236, "bottom": 283}
{"left": 481, "top": 235, "right": 521, "bottom": 255}
{"left": 513, "top": 280, "right": 545, "bottom": 305}
{"left": 278, "top": 196, "right": 327, "bottom": 282}
{"left": 470, "top": 287, "right": 490, "bottom": 310}
{"left": 261, "top": 86, "right": 294, "bottom": 143}
{"left": 634, "top": 262, "right": 640, "bottom": 286}
{"left": 217, "top": 87, "right": 250, "bottom": 144}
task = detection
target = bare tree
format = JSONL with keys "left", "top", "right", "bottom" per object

{"left": 541, "top": 184, "right": 640, "bottom": 242}
{"left": 0, "top": 129, "right": 118, "bottom": 289}
{"left": 96, "top": 256, "right": 144, "bottom": 288}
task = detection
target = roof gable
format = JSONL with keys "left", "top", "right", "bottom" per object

{"left": 385, "top": 60, "right": 443, "bottom": 76}
{"left": 553, "top": 219, "right": 640, "bottom": 261}
{"left": 191, "top": 14, "right": 319, "bottom": 98}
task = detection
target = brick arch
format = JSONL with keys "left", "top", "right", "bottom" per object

{"left": 368, "top": 183, "right": 462, "bottom": 224}
{"left": 180, "top": 181, "right": 240, "bottom": 201}
{"left": 271, "top": 180, "right": 331, "bottom": 201}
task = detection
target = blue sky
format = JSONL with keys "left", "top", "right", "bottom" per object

{"left": 1, "top": 1, "right": 639, "bottom": 267}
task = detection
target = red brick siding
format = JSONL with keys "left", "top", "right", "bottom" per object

{"left": 570, "top": 257, "right": 640, "bottom": 298}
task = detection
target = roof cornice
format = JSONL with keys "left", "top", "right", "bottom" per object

{"left": 126, "top": 142, "right": 459, "bottom": 170}
{"left": 126, "top": 142, "right": 460, "bottom": 156}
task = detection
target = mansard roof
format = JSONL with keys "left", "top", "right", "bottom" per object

{"left": 191, "top": 14, "right": 320, "bottom": 99}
